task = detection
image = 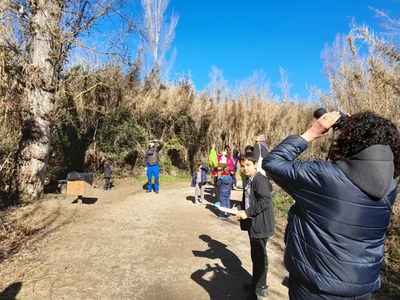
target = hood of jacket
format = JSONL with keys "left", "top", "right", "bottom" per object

{"left": 335, "top": 144, "right": 395, "bottom": 199}
{"left": 218, "top": 175, "right": 232, "bottom": 185}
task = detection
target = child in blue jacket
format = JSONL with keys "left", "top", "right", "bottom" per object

{"left": 191, "top": 164, "right": 208, "bottom": 205}
{"left": 217, "top": 166, "right": 234, "bottom": 219}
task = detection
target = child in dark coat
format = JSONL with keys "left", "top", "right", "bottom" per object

{"left": 103, "top": 161, "right": 112, "bottom": 190}
{"left": 191, "top": 164, "right": 208, "bottom": 205}
{"left": 217, "top": 166, "right": 234, "bottom": 219}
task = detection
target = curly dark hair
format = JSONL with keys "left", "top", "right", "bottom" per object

{"left": 329, "top": 111, "right": 400, "bottom": 177}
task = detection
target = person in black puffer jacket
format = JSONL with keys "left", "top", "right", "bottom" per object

{"left": 263, "top": 111, "right": 400, "bottom": 300}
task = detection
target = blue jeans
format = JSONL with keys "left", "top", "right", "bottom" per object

{"left": 218, "top": 194, "right": 231, "bottom": 217}
{"left": 219, "top": 195, "right": 230, "bottom": 209}
{"left": 146, "top": 165, "right": 160, "bottom": 192}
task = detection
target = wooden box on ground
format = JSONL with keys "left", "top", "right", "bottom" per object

{"left": 67, "top": 180, "right": 91, "bottom": 196}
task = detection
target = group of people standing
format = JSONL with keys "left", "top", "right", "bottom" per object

{"left": 192, "top": 110, "right": 400, "bottom": 300}
{"left": 103, "top": 109, "right": 399, "bottom": 300}
{"left": 191, "top": 135, "right": 274, "bottom": 299}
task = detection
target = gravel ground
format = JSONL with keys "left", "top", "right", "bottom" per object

{"left": 0, "top": 180, "right": 289, "bottom": 300}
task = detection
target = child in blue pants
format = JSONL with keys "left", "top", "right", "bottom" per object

{"left": 144, "top": 139, "right": 163, "bottom": 193}
{"left": 216, "top": 166, "right": 234, "bottom": 219}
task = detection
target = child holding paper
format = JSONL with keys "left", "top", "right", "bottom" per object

{"left": 235, "top": 152, "right": 275, "bottom": 299}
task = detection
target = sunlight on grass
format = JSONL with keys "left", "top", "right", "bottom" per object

{"left": 272, "top": 191, "right": 294, "bottom": 218}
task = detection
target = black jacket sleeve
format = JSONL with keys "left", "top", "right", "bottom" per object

{"left": 245, "top": 174, "right": 272, "bottom": 218}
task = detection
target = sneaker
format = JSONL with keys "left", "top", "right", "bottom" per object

{"left": 256, "top": 288, "right": 269, "bottom": 299}
{"left": 146, "top": 190, "right": 151, "bottom": 193}
{"left": 155, "top": 191, "right": 159, "bottom": 194}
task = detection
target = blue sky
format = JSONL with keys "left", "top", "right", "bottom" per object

{"left": 166, "top": 0, "right": 400, "bottom": 99}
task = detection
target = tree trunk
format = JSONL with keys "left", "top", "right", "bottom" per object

{"left": 15, "top": 0, "right": 59, "bottom": 201}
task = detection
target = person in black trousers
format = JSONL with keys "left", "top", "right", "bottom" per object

{"left": 235, "top": 152, "right": 275, "bottom": 300}
{"left": 103, "top": 161, "right": 112, "bottom": 190}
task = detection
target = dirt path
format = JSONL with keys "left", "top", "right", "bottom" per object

{"left": 0, "top": 181, "right": 289, "bottom": 300}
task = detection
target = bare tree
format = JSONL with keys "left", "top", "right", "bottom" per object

{"left": 206, "top": 66, "right": 228, "bottom": 103}
{"left": 321, "top": 9, "right": 400, "bottom": 121}
{"left": 141, "top": 0, "right": 179, "bottom": 82}
{"left": 234, "top": 69, "right": 271, "bottom": 102}
{"left": 0, "top": 0, "right": 123, "bottom": 202}
{"left": 277, "top": 67, "right": 292, "bottom": 101}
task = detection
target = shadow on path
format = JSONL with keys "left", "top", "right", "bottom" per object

{"left": 191, "top": 234, "right": 252, "bottom": 299}
{"left": 71, "top": 197, "right": 98, "bottom": 204}
{"left": 0, "top": 282, "right": 22, "bottom": 300}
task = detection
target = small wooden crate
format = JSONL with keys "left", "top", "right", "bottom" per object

{"left": 67, "top": 180, "right": 90, "bottom": 196}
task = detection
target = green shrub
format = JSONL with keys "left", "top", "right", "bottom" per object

{"left": 97, "top": 111, "right": 147, "bottom": 158}
{"left": 272, "top": 190, "right": 294, "bottom": 218}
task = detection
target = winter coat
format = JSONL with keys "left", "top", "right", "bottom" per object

{"left": 216, "top": 173, "right": 233, "bottom": 199}
{"left": 232, "top": 151, "right": 240, "bottom": 170}
{"left": 263, "top": 135, "right": 397, "bottom": 297}
{"left": 191, "top": 165, "right": 209, "bottom": 187}
{"left": 217, "top": 155, "right": 234, "bottom": 172}
{"left": 145, "top": 141, "right": 164, "bottom": 166}
{"left": 208, "top": 149, "right": 218, "bottom": 170}
{"left": 240, "top": 172, "right": 275, "bottom": 239}
{"left": 103, "top": 163, "right": 112, "bottom": 178}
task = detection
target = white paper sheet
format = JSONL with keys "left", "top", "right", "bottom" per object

{"left": 215, "top": 205, "right": 239, "bottom": 215}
